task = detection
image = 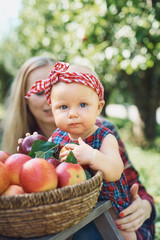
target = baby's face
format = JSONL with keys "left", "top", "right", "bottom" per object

{"left": 50, "top": 81, "right": 104, "bottom": 140}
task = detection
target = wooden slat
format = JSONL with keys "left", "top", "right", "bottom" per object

{"left": 94, "top": 212, "right": 124, "bottom": 240}
{"left": 0, "top": 200, "right": 123, "bottom": 240}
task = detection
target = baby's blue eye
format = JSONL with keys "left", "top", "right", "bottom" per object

{"left": 61, "top": 105, "right": 67, "bottom": 109}
{"left": 80, "top": 103, "right": 86, "bottom": 107}
{"left": 35, "top": 91, "right": 45, "bottom": 96}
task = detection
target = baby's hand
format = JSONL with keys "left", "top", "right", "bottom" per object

{"left": 60, "top": 137, "right": 95, "bottom": 165}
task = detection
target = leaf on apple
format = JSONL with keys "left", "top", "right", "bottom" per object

{"left": 65, "top": 149, "right": 77, "bottom": 164}
{"left": 35, "top": 151, "right": 47, "bottom": 158}
{"left": 84, "top": 169, "right": 92, "bottom": 180}
{"left": 52, "top": 144, "right": 61, "bottom": 159}
{"left": 29, "top": 140, "right": 60, "bottom": 159}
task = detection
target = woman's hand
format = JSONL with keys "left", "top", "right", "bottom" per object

{"left": 115, "top": 183, "right": 152, "bottom": 232}
{"left": 17, "top": 132, "right": 38, "bottom": 152}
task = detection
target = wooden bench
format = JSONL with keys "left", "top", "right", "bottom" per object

{"left": 0, "top": 200, "right": 123, "bottom": 240}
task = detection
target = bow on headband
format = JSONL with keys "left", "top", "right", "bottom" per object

{"left": 25, "top": 62, "right": 104, "bottom": 104}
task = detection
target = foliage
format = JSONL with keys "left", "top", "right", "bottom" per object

{"left": 0, "top": 0, "right": 160, "bottom": 142}
{"left": 29, "top": 140, "right": 59, "bottom": 159}
{"left": 126, "top": 143, "right": 160, "bottom": 240}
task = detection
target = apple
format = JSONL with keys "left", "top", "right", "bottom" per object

{"left": 59, "top": 145, "right": 70, "bottom": 160}
{"left": 19, "top": 158, "right": 58, "bottom": 193}
{"left": 47, "top": 157, "right": 61, "bottom": 168}
{"left": 19, "top": 134, "right": 48, "bottom": 155}
{"left": 0, "top": 162, "right": 10, "bottom": 194}
{"left": 2, "top": 185, "right": 24, "bottom": 196}
{"left": 56, "top": 162, "right": 86, "bottom": 188}
{"left": 4, "top": 153, "right": 32, "bottom": 185}
{"left": 0, "top": 150, "right": 10, "bottom": 163}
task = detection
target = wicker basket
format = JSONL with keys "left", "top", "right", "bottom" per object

{"left": 0, "top": 170, "right": 103, "bottom": 238}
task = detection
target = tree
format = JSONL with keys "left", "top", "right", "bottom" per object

{"left": 0, "top": 0, "right": 160, "bottom": 144}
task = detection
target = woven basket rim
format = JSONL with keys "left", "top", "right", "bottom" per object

{"left": 0, "top": 170, "right": 103, "bottom": 210}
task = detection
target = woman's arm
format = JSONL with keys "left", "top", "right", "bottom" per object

{"left": 96, "top": 117, "right": 156, "bottom": 232}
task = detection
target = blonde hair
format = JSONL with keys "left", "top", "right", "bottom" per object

{"left": 1, "top": 56, "right": 56, "bottom": 154}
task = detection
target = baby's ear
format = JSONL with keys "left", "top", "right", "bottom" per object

{"left": 97, "top": 100, "right": 105, "bottom": 115}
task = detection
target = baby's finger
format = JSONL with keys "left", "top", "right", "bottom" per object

{"left": 78, "top": 137, "right": 84, "bottom": 145}
{"left": 60, "top": 156, "right": 67, "bottom": 162}
{"left": 17, "top": 146, "right": 19, "bottom": 152}
{"left": 60, "top": 150, "right": 69, "bottom": 158}
{"left": 64, "top": 144, "right": 77, "bottom": 150}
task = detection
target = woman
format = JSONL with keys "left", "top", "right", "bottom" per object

{"left": 1, "top": 56, "right": 155, "bottom": 239}
{"left": 1, "top": 56, "right": 56, "bottom": 154}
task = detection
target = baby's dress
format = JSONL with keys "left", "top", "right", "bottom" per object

{"left": 52, "top": 127, "right": 130, "bottom": 215}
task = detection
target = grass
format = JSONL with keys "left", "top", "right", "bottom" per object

{"left": 108, "top": 117, "right": 160, "bottom": 240}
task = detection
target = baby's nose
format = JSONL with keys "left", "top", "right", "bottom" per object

{"left": 68, "top": 108, "right": 79, "bottom": 118}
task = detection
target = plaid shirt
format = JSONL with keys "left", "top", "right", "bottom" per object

{"left": 52, "top": 127, "right": 130, "bottom": 214}
{"left": 96, "top": 116, "right": 155, "bottom": 239}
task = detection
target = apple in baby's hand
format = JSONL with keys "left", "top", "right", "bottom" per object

{"left": 0, "top": 162, "right": 10, "bottom": 194}
{"left": 59, "top": 145, "right": 70, "bottom": 161}
{"left": 56, "top": 162, "right": 86, "bottom": 188}
{"left": 47, "top": 157, "right": 61, "bottom": 168}
{"left": 2, "top": 185, "right": 24, "bottom": 196}
{"left": 0, "top": 150, "right": 10, "bottom": 163}
{"left": 19, "top": 158, "right": 58, "bottom": 193}
{"left": 4, "top": 153, "right": 32, "bottom": 185}
{"left": 19, "top": 134, "right": 48, "bottom": 155}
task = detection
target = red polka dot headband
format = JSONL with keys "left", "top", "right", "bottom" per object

{"left": 25, "top": 62, "right": 104, "bottom": 104}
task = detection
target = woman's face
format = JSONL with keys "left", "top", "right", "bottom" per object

{"left": 26, "top": 65, "right": 55, "bottom": 126}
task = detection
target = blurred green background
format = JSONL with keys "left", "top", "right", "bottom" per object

{"left": 0, "top": 0, "right": 159, "bottom": 239}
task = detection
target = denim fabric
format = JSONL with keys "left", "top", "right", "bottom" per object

{"left": 73, "top": 221, "right": 103, "bottom": 240}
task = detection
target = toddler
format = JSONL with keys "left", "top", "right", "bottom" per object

{"left": 26, "top": 61, "right": 137, "bottom": 240}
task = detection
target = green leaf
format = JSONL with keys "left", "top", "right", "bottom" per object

{"left": 29, "top": 140, "right": 58, "bottom": 159}
{"left": 84, "top": 169, "right": 92, "bottom": 180}
{"left": 52, "top": 144, "right": 61, "bottom": 159}
{"left": 35, "top": 150, "right": 54, "bottom": 159}
{"left": 35, "top": 151, "right": 45, "bottom": 158}
{"left": 65, "top": 149, "right": 77, "bottom": 164}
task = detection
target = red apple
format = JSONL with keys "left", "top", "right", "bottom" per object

{"left": 47, "top": 157, "right": 61, "bottom": 168}
{"left": 19, "top": 158, "right": 58, "bottom": 193}
{"left": 0, "top": 150, "right": 10, "bottom": 163}
{"left": 4, "top": 153, "right": 32, "bottom": 185}
{"left": 19, "top": 134, "right": 48, "bottom": 155}
{"left": 56, "top": 162, "right": 86, "bottom": 188}
{"left": 2, "top": 185, "right": 24, "bottom": 196}
{"left": 0, "top": 162, "right": 10, "bottom": 194}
